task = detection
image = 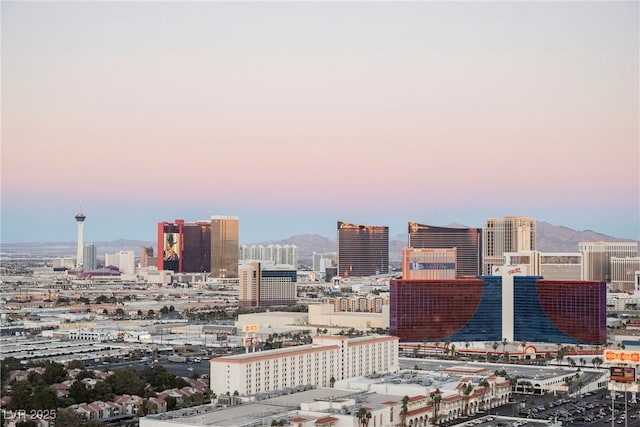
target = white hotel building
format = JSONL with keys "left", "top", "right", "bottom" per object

{"left": 210, "top": 335, "right": 399, "bottom": 396}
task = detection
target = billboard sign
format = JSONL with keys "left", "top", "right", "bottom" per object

{"left": 243, "top": 337, "right": 260, "bottom": 347}
{"left": 163, "top": 232, "right": 180, "bottom": 271}
{"left": 610, "top": 366, "right": 636, "bottom": 383}
{"left": 243, "top": 324, "right": 258, "bottom": 333}
{"left": 604, "top": 349, "right": 640, "bottom": 364}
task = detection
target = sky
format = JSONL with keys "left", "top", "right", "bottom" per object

{"left": 1, "top": 1, "right": 639, "bottom": 245}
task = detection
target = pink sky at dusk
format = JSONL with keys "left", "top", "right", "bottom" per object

{"left": 1, "top": 1, "right": 638, "bottom": 244}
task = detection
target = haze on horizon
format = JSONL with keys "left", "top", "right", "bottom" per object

{"left": 1, "top": 1, "right": 638, "bottom": 245}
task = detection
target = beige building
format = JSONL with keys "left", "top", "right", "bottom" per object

{"left": 210, "top": 215, "right": 239, "bottom": 278}
{"left": 308, "top": 303, "right": 390, "bottom": 331}
{"left": 483, "top": 216, "right": 535, "bottom": 275}
{"left": 579, "top": 241, "right": 638, "bottom": 282}
{"left": 610, "top": 256, "right": 640, "bottom": 293}
{"left": 238, "top": 261, "right": 297, "bottom": 308}
{"left": 209, "top": 335, "right": 399, "bottom": 396}
{"left": 402, "top": 248, "right": 456, "bottom": 280}
{"left": 502, "top": 251, "right": 583, "bottom": 280}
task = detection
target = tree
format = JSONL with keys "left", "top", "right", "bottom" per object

{"left": 593, "top": 357, "right": 603, "bottom": 369}
{"left": 160, "top": 306, "right": 169, "bottom": 316}
{"left": 478, "top": 379, "right": 490, "bottom": 412}
{"left": 502, "top": 338, "right": 508, "bottom": 355}
{"left": 91, "top": 380, "right": 114, "bottom": 402}
{"left": 67, "top": 359, "right": 85, "bottom": 370}
{"left": 54, "top": 409, "right": 91, "bottom": 427}
{"left": 105, "top": 367, "right": 145, "bottom": 396}
{"left": 461, "top": 383, "right": 474, "bottom": 414}
{"left": 115, "top": 308, "right": 125, "bottom": 317}
{"left": 76, "top": 370, "right": 95, "bottom": 380}
{"left": 400, "top": 395, "right": 409, "bottom": 427}
{"left": 69, "top": 379, "right": 90, "bottom": 404}
{"left": 329, "top": 376, "right": 335, "bottom": 388}
{"left": 33, "top": 385, "right": 58, "bottom": 410}
{"left": 1, "top": 356, "right": 23, "bottom": 382}
{"left": 165, "top": 396, "right": 177, "bottom": 411}
{"left": 520, "top": 341, "right": 527, "bottom": 359}
{"left": 192, "top": 392, "right": 205, "bottom": 406}
{"left": 43, "top": 360, "right": 67, "bottom": 384}
{"left": 356, "top": 407, "right": 372, "bottom": 427}
{"left": 147, "top": 309, "right": 156, "bottom": 318}
{"left": 9, "top": 380, "right": 33, "bottom": 411}
{"left": 138, "top": 399, "right": 155, "bottom": 417}
{"left": 430, "top": 389, "right": 442, "bottom": 425}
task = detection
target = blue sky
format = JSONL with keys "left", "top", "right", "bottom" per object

{"left": 1, "top": 1, "right": 638, "bottom": 244}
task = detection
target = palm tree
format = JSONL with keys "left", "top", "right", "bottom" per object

{"left": 509, "top": 377, "right": 519, "bottom": 394}
{"left": 450, "top": 344, "right": 457, "bottom": 359}
{"left": 502, "top": 338, "right": 508, "bottom": 355}
{"left": 462, "top": 383, "right": 474, "bottom": 415}
{"left": 478, "top": 379, "right": 490, "bottom": 412}
{"left": 492, "top": 341, "right": 499, "bottom": 360}
{"left": 556, "top": 346, "right": 566, "bottom": 364}
{"left": 400, "top": 395, "right": 409, "bottom": 427}
{"left": 430, "top": 389, "right": 442, "bottom": 425}
{"left": 520, "top": 340, "right": 527, "bottom": 359}
{"left": 329, "top": 376, "right": 335, "bottom": 388}
{"left": 355, "top": 407, "right": 372, "bottom": 427}
{"left": 593, "top": 356, "right": 603, "bottom": 369}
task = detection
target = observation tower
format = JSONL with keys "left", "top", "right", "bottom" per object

{"left": 75, "top": 210, "right": 86, "bottom": 269}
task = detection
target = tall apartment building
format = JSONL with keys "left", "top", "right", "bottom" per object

{"left": 337, "top": 221, "right": 389, "bottom": 277}
{"left": 209, "top": 335, "right": 399, "bottom": 396}
{"left": 610, "top": 257, "right": 640, "bottom": 293}
{"left": 104, "top": 250, "right": 135, "bottom": 274}
{"left": 240, "top": 244, "right": 298, "bottom": 267}
{"left": 83, "top": 243, "right": 97, "bottom": 270}
{"left": 483, "top": 216, "right": 536, "bottom": 275}
{"left": 211, "top": 215, "right": 239, "bottom": 278}
{"left": 579, "top": 241, "right": 638, "bottom": 282}
{"left": 157, "top": 219, "right": 212, "bottom": 273}
{"left": 402, "top": 247, "right": 456, "bottom": 280}
{"left": 239, "top": 261, "right": 297, "bottom": 308}
{"left": 408, "top": 222, "right": 482, "bottom": 277}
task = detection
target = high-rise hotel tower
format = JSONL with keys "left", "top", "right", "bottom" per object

{"left": 408, "top": 222, "right": 482, "bottom": 277}
{"left": 337, "top": 221, "right": 389, "bottom": 277}
{"left": 483, "top": 216, "right": 536, "bottom": 275}
{"left": 211, "top": 215, "right": 239, "bottom": 278}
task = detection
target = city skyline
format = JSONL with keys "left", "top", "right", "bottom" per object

{"left": 2, "top": 1, "right": 638, "bottom": 244}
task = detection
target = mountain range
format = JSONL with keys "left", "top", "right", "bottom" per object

{"left": 1, "top": 221, "right": 637, "bottom": 262}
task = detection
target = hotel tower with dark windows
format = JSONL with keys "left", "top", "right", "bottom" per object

{"left": 157, "top": 219, "right": 211, "bottom": 273}
{"left": 337, "top": 221, "right": 389, "bottom": 277}
{"left": 408, "top": 222, "right": 482, "bottom": 277}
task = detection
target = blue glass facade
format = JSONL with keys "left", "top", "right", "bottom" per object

{"left": 448, "top": 276, "right": 502, "bottom": 342}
